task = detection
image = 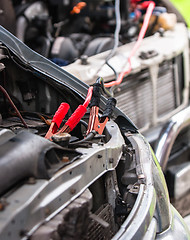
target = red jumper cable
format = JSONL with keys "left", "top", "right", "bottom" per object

{"left": 45, "top": 87, "right": 93, "bottom": 139}
{"left": 104, "top": 1, "right": 155, "bottom": 88}
{"left": 45, "top": 102, "right": 70, "bottom": 139}
{"left": 55, "top": 86, "right": 93, "bottom": 134}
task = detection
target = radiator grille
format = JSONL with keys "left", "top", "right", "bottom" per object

{"left": 115, "top": 70, "right": 153, "bottom": 129}
{"left": 115, "top": 55, "right": 183, "bottom": 130}
{"left": 87, "top": 204, "right": 115, "bottom": 240}
{"left": 157, "top": 61, "right": 176, "bottom": 117}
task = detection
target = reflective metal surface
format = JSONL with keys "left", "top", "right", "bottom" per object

{"left": 155, "top": 105, "right": 190, "bottom": 171}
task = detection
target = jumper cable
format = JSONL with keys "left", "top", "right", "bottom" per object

{"left": 104, "top": 1, "right": 155, "bottom": 88}
{"left": 54, "top": 87, "right": 93, "bottom": 134}
{"left": 45, "top": 87, "right": 93, "bottom": 139}
{"left": 86, "top": 82, "right": 116, "bottom": 136}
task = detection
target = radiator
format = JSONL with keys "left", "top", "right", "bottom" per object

{"left": 63, "top": 24, "right": 189, "bottom": 133}
{"left": 114, "top": 54, "right": 183, "bottom": 130}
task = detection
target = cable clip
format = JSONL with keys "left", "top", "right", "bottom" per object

{"left": 45, "top": 103, "right": 70, "bottom": 139}
{"left": 86, "top": 82, "right": 116, "bottom": 135}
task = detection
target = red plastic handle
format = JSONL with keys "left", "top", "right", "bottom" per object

{"left": 65, "top": 105, "right": 87, "bottom": 131}
{"left": 52, "top": 103, "right": 70, "bottom": 128}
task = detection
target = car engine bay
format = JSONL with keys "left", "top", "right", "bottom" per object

{"left": 0, "top": 0, "right": 190, "bottom": 239}
{"left": 0, "top": 32, "right": 151, "bottom": 240}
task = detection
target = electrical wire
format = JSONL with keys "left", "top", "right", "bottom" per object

{"left": 0, "top": 85, "right": 28, "bottom": 128}
{"left": 104, "top": 1, "right": 155, "bottom": 88}
{"left": 69, "top": 131, "right": 96, "bottom": 146}
{"left": 94, "top": 0, "right": 121, "bottom": 80}
{"left": 83, "top": 86, "right": 93, "bottom": 108}
{"left": 106, "top": 62, "right": 118, "bottom": 94}
{"left": 96, "top": 77, "right": 113, "bottom": 98}
{"left": 105, "top": 0, "right": 121, "bottom": 62}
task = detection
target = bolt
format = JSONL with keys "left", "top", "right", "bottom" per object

{"left": 62, "top": 156, "right": 70, "bottom": 162}
{"left": 0, "top": 198, "right": 8, "bottom": 211}
{"left": 117, "top": 87, "right": 121, "bottom": 93}
{"left": 45, "top": 208, "right": 50, "bottom": 216}
{"left": 80, "top": 55, "right": 88, "bottom": 65}
{"left": 138, "top": 174, "right": 145, "bottom": 180}
{"left": 122, "top": 144, "right": 128, "bottom": 152}
{"left": 51, "top": 132, "right": 71, "bottom": 147}
{"left": 19, "top": 230, "right": 27, "bottom": 237}
{"left": 125, "top": 132, "right": 132, "bottom": 137}
{"left": 109, "top": 158, "right": 114, "bottom": 163}
{"left": 70, "top": 188, "right": 76, "bottom": 195}
{"left": 0, "top": 63, "right": 5, "bottom": 72}
{"left": 27, "top": 177, "right": 36, "bottom": 184}
{"left": 158, "top": 28, "right": 164, "bottom": 37}
{"left": 0, "top": 202, "right": 4, "bottom": 211}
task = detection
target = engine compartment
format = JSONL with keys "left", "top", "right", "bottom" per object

{"left": 0, "top": 37, "right": 145, "bottom": 240}
{"left": 0, "top": 1, "right": 189, "bottom": 238}
{"left": 11, "top": 0, "right": 186, "bottom": 66}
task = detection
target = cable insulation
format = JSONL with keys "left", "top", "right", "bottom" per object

{"left": 83, "top": 86, "right": 93, "bottom": 108}
{"left": 104, "top": 1, "right": 155, "bottom": 88}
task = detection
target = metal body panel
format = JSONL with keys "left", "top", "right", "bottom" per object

{"left": 0, "top": 120, "right": 124, "bottom": 240}
{"left": 156, "top": 206, "right": 190, "bottom": 240}
{"left": 155, "top": 105, "right": 190, "bottom": 170}
{"left": 167, "top": 162, "right": 190, "bottom": 200}
{"left": 113, "top": 134, "right": 158, "bottom": 240}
